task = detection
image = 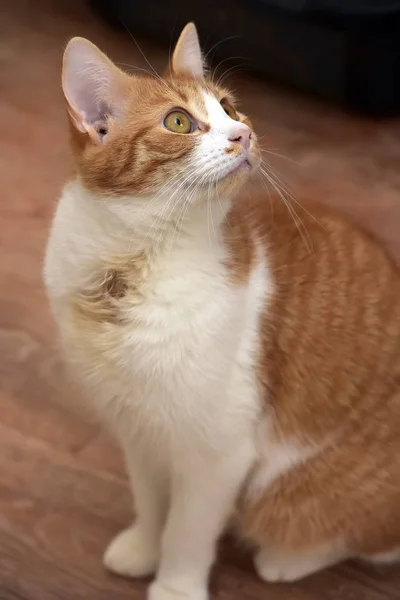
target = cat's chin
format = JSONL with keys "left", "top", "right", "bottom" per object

{"left": 225, "top": 158, "right": 252, "bottom": 178}
{"left": 171, "top": 167, "right": 253, "bottom": 202}
{"left": 213, "top": 160, "right": 257, "bottom": 197}
{"left": 205, "top": 178, "right": 248, "bottom": 200}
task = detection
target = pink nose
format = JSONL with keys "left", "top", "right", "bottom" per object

{"left": 229, "top": 127, "right": 251, "bottom": 151}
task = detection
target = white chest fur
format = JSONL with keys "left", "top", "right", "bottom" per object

{"left": 44, "top": 182, "right": 271, "bottom": 461}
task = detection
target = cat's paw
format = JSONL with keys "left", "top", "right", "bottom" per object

{"left": 254, "top": 547, "right": 327, "bottom": 583}
{"left": 103, "top": 525, "right": 159, "bottom": 578}
{"left": 148, "top": 580, "right": 208, "bottom": 600}
{"left": 254, "top": 552, "right": 301, "bottom": 582}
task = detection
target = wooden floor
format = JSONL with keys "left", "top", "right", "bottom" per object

{"left": 2, "top": 1, "right": 400, "bottom": 598}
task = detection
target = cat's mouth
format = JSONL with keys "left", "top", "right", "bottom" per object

{"left": 221, "top": 157, "right": 252, "bottom": 180}
{"left": 205, "top": 158, "right": 254, "bottom": 189}
{"left": 194, "top": 155, "right": 258, "bottom": 191}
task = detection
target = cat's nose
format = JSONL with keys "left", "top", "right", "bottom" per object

{"left": 229, "top": 126, "right": 251, "bottom": 151}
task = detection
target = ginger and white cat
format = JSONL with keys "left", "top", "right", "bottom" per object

{"left": 44, "top": 23, "right": 400, "bottom": 600}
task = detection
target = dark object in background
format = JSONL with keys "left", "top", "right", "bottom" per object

{"left": 91, "top": 0, "right": 400, "bottom": 116}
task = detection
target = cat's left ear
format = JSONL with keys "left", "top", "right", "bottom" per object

{"left": 170, "top": 23, "right": 205, "bottom": 79}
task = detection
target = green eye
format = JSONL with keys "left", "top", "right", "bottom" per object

{"left": 220, "top": 99, "right": 237, "bottom": 120}
{"left": 163, "top": 111, "right": 193, "bottom": 134}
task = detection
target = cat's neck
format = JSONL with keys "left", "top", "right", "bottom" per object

{"left": 73, "top": 179, "right": 232, "bottom": 261}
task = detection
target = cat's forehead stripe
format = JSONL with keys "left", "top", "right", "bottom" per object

{"left": 202, "top": 92, "right": 232, "bottom": 127}
{"left": 167, "top": 79, "right": 207, "bottom": 116}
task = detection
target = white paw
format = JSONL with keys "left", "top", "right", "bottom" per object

{"left": 149, "top": 580, "right": 208, "bottom": 600}
{"left": 254, "top": 549, "right": 319, "bottom": 583}
{"left": 103, "top": 525, "right": 159, "bottom": 578}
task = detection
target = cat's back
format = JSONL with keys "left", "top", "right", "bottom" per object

{"left": 234, "top": 189, "right": 399, "bottom": 284}
{"left": 231, "top": 191, "right": 400, "bottom": 440}
{"left": 235, "top": 192, "right": 400, "bottom": 555}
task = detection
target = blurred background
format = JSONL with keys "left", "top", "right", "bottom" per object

{"left": 1, "top": 1, "right": 400, "bottom": 599}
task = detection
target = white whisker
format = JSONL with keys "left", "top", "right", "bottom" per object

{"left": 120, "top": 22, "right": 173, "bottom": 92}
{"left": 259, "top": 163, "right": 314, "bottom": 254}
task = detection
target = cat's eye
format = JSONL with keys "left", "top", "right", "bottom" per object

{"left": 220, "top": 99, "right": 237, "bottom": 120}
{"left": 163, "top": 111, "right": 193, "bottom": 134}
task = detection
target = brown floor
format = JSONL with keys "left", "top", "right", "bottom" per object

{"left": 1, "top": 1, "right": 400, "bottom": 599}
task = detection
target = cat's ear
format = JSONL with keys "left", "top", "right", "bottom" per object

{"left": 62, "top": 37, "right": 129, "bottom": 142}
{"left": 171, "top": 23, "right": 204, "bottom": 79}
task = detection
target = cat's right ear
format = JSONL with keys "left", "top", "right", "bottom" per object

{"left": 62, "top": 37, "right": 129, "bottom": 142}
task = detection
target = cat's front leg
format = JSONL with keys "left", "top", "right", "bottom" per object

{"left": 149, "top": 441, "right": 254, "bottom": 600}
{"left": 104, "top": 445, "right": 168, "bottom": 578}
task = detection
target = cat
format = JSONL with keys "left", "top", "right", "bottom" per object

{"left": 44, "top": 22, "right": 400, "bottom": 600}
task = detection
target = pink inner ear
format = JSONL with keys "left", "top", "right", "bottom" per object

{"left": 172, "top": 23, "right": 204, "bottom": 79}
{"left": 62, "top": 38, "right": 122, "bottom": 136}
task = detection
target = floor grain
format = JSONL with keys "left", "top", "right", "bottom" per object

{"left": 1, "top": 1, "right": 400, "bottom": 598}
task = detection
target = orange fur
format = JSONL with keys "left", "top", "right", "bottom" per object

{"left": 227, "top": 195, "right": 400, "bottom": 559}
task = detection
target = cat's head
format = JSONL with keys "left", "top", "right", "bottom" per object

{"left": 62, "top": 23, "right": 260, "bottom": 205}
